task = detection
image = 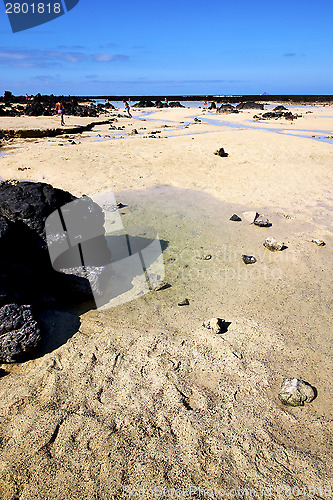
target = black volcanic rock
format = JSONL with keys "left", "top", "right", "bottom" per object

{"left": 0, "top": 181, "right": 75, "bottom": 241}
{"left": 155, "top": 100, "right": 169, "bottom": 108}
{"left": 273, "top": 105, "right": 288, "bottom": 111}
{"left": 168, "top": 101, "right": 185, "bottom": 108}
{"left": 0, "top": 215, "right": 10, "bottom": 239}
{"left": 0, "top": 304, "right": 42, "bottom": 363}
{"left": 25, "top": 101, "right": 47, "bottom": 116}
{"left": 217, "top": 104, "right": 239, "bottom": 114}
{"left": 256, "top": 111, "right": 299, "bottom": 120}
{"left": 214, "top": 147, "right": 229, "bottom": 157}
{"left": 0, "top": 104, "right": 20, "bottom": 117}
{"left": 104, "top": 102, "right": 115, "bottom": 109}
{"left": 0, "top": 181, "right": 111, "bottom": 309}
{"left": 236, "top": 102, "right": 264, "bottom": 110}
{"left": 134, "top": 100, "right": 155, "bottom": 108}
{"left": 209, "top": 102, "right": 217, "bottom": 109}
{"left": 4, "top": 91, "right": 12, "bottom": 105}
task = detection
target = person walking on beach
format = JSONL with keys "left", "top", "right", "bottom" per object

{"left": 55, "top": 101, "right": 65, "bottom": 126}
{"left": 122, "top": 99, "right": 132, "bottom": 118}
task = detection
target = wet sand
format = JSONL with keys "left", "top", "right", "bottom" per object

{"left": 0, "top": 104, "right": 332, "bottom": 499}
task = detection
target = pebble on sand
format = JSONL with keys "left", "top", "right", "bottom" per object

{"left": 264, "top": 237, "right": 284, "bottom": 251}
{"left": 242, "top": 255, "right": 257, "bottom": 264}
{"left": 312, "top": 239, "right": 325, "bottom": 246}
{"left": 230, "top": 214, "right": 242, "bottom": 222}
{"left": 178, "top": 298, "right": 190, "bottom": 306}
{"left": 214, "top": 147, "right": 229, "bottom": 157}
{"left": 202, "top": 318, "right": 226, "bottom": 334}
{"left": 278, "top": 378, "right": 316, "bottom": 406}
{"left": 254, "top": 217, "right": 271, "bottom": 227}
{"left": 154, "top": 282, "right": 171, "bottom": 291}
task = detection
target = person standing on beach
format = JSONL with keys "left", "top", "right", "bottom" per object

{"left": 122, "top": 99, "right": 132, "bottom": 118}
{"left": 55, "top": 101, "right": 65, "bottom": 126}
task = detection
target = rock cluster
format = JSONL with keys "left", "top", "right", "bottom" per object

{"left": 133, "top": 101, "right": 185, "bottom": 108}
{"left": 0, "top": 97, "right": 113, "bottom": 118}
{"left": 254, "top": 111, "right": 300, "bottom": 120}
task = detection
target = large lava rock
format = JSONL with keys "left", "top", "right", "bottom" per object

{"left": 0, "top": 181, "right": 75, "bottom": 241}
{"left": 258, "top": 111, "right": 299, "bottom": 120}
{"left": 0, "top": 304, "right": 42, "bottom": 363}
{"left": 0, "top": 181, "right": 111, "bottom": 308}
{"left": 133, "top": 100, "right": 156, "bottom": 108}
{"left": 168, "top": 101, "right": 185, "bottom": 108}
{"left": 216, "top": 104, "right": 239, "bottom": 114}
{"left": 236, "top": 102, "right": 264, "bottom": 110}
{"left": 155, "top": 100, "right": 169, "bottom": 108}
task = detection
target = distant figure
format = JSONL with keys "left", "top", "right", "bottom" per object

{"left": 122, "top": 99, "right": 132, "bottom": 118}
{"left": 164, "top": 98, "right": 168, "bottom": 105}
{"left": 25, "top": 93, "right": 28, "bottom": 100}
{"left": 55, "top": 101, "right": 65, "bottom": 126}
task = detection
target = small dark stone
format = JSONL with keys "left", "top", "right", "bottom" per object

{"left": 214, "top": 148, "right": 229, "bottom": 157}
{"left": 0, "top": 304, "right": 42, "bottom": 363}
{"left": 178, "top": 298, "right": 190, "bottom": 306}
{"left": 230, "top": 214, "right": 242, "bottom": 222}
{"left": 0, "top": 368, "right": 8, "bottom": 377}
{"left": 254, "top": 217, "right": 271, "bottom": 227}
{"left": 154, "top": 282, "right": 172, "bottom": 291}
{"left": 242, "top": 255, "right": 257, "bottom": 265}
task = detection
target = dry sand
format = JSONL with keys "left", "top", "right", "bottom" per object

{"left": 0, "top": 104, "right": 332, "bottom": 499}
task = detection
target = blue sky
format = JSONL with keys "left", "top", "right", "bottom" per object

{"left": 0, "top": 0, "right": 332, "bottom": 96}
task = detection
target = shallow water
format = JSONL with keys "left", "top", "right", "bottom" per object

{"left": 135, "top": 110, "right": 333, "bottom": 145}
{"left": 93, "top": 185, "right": 332, "bottom": 352}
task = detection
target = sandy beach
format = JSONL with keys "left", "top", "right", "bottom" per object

{"left": 0, "top": 103, "right": 332, "bottom": 499}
